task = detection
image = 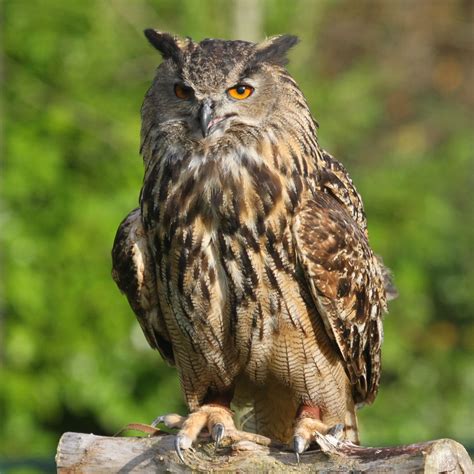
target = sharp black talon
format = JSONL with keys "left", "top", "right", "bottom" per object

{"left": 212, "top": 423, "right": 225, "bottom": 449}
{"left": 174, "top": 436, "right": 185, "bottom": 463}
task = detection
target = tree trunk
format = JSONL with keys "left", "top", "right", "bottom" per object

{"left": 56, "top": 431, "right": 472, "bottom": 473}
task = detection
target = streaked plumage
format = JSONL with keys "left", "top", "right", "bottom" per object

{"left": 112, "top": 30, "right": 395, "bottom": 453}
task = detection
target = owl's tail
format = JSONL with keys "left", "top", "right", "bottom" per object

{"left": 343, "top": 404, "right": 360, "bottom": 444}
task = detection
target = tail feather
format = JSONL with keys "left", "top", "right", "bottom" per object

{"left": 344, "top": 405, "right": 360, "bottom": 444}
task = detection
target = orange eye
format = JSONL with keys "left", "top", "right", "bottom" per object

{"left": 227, "top": 84, "right": 254, "bottom": 100}
{"left": 174, "top": 83, "right": 193, "bottom": 100}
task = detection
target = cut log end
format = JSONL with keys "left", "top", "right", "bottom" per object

{"left": 56, "top": 431, "right": 473, "bottom": 473}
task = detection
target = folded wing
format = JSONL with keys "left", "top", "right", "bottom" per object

{"left": 112, "top": 208, "right": 174, "bottom": 365}
{"left": 294, "top": 152, "right": 390, "bottom": 405}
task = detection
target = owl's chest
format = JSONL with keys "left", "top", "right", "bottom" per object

{"left": 144, "top": 154, "right": 318, "bottom": 382}
{"left": 141, "top": 146, "right": 292, "bottom": 233}
{"left": 143, "top": 152, "right": 306, "bottom": 357}
{"left": 151, "top": 207, "right": 297, "bottom": 311}
{"left": 152, "top": 213, "right": 304, "bottom": 377}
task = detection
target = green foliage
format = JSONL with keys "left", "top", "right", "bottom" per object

{"left": 1, "top": 0, "right": 472, "bottom": 463}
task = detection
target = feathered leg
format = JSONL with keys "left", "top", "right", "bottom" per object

{"left": 153, "top": 392, "right": 271, "bottom": 463}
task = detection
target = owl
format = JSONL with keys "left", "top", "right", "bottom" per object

{"left": 112, "top": 29, "right": 396, "bottom": 461}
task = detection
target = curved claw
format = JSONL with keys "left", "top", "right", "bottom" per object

{"left": 174, "top": 436, "right": 186, "bottom": 463}
{"left": 293, "top": 435, "right": 306, "bottom": 464}
{"left": 151, "top": 416, "right": 164, "bottom": 428}
{"left": 327, "top": 423, "right": 344, "bottom": 438}
{"left": 212, "top": 423, "right": 225, "bottom": 448}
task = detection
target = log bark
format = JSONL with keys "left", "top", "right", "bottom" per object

{"left": 56, "top": 431, "right": 472, "bottom": 473}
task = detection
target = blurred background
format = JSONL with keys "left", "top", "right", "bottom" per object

{"left": 1, "top": 0, "right": 473, "bottom": 471}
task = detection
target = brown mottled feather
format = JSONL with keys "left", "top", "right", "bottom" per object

{"left": 112, "top": 209, "right": 174, "bottom": 364}
{"left": 294, "top": 192, "right": 386, "bottom": 405}
{"left": 112, "top": 32, "right": 395, "bottom": 444}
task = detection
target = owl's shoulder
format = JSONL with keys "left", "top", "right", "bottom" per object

{"left": 315, "top": 150, "right": 368, "bottom": 235}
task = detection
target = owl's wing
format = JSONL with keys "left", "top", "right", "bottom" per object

{"left": 318, "top": 150, "right": 397, "bottom": 300}
{"left": 318, "top": 150, "right": 368, "bottom": 235}
{"left": 293, "top": 190, "right": 387, "bottom": 405}
{"left": 112, "top": 208, "right": 174, "bottom": 365}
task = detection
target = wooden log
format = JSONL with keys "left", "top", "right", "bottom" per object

{"left": 56, "top": 431, "right": 472, "bottom": 473}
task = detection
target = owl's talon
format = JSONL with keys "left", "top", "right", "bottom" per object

{"left": 170, "top": 404, "right": 239, "bottom": 457}
{"left": 293, "top": 435, "right": 306, "bottom": 464}
{"left": 151, "top": 415, "right": 163, "bottom": 427}
{"left": 212, "top": 423, "right": 225, "bottom": 448}
{"left": 293, "top": 405, "right": 336, "bottom": 455}
{"left": 174, "top": 436, "right": 186, "bottom": 463}
{"left": 327, "top": 423, "right": 344, "bottom": 438}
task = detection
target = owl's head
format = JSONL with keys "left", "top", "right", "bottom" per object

{"left": 141, "top": 30, "right": 301, "bottom": 145}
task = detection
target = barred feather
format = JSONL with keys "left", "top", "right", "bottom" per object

{"left": 112, "top": 33, "right": 394, "bottom": 443}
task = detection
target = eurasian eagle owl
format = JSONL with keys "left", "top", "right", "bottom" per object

{"left": 112, "top": 29, "right": 396, "bottom": 460}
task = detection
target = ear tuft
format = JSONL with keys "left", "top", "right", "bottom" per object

{"left": 255, "top": 34, "right": 299, "bottom": 66}
{"left": 144, "top": 29, "right": 183, "bottom": 65}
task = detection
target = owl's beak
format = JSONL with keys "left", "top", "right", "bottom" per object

{"left": 199, "top": 101, "right": 213, "bottom": 137}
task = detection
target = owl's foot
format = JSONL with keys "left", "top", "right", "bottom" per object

{"left": 292, "top": 405, "right": 344, "bottom": 462}
{"left": 153, "top": 405, "right": 271, "bottom": 463}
